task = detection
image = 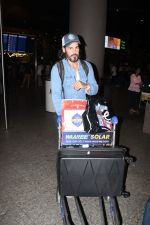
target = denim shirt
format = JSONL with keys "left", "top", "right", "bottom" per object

{"left": 51, "top": 58, "right": 98, "bottom": 115}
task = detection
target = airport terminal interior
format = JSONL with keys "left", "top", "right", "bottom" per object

{"left": 0, "top": 81, "right": 150, "bottom": 225}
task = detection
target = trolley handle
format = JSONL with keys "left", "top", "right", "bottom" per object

{"left": 111, "top": 116, "right": 118, "bottom": 148}
{"left": 57, "top": 115, "right": 62, "bottom": 149}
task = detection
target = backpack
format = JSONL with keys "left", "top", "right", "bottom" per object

{"left": 56, "top": 59, "right": 89, "bottom": 86}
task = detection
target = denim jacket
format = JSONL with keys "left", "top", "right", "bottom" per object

{"left": 51, "top": 58, "right": 98, "bottom": 115}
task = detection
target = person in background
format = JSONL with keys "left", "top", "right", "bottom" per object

{"left": 110, "top": 63, "right": 118, "bottom": 86}
{"left": 37, "top": 63, "right": 44, "bottom": 87}
{"left": 20, "top": 63, "right": 33, "bottom": 88}
{"left": 128, "top": 67, "right": 142, "bottom": 115}
{"left": 51, "top": 33, "right": 98, "bottom": 121}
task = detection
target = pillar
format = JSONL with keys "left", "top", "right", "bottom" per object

{"left": 69, "top": 0, "right": 107, "bottom": 82}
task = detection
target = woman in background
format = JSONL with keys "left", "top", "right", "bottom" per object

{"left": 20, "top": 63, "right": 33, "bottom": 88}
{"left": 128, "top": 67, "right": 142, "bottom": 114}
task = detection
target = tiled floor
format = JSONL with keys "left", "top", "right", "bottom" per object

{"left": 0, "top": 84, "right": 150, "bottom": 225}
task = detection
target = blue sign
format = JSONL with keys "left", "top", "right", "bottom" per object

{"left": 62, "top": 131, "right": 113, "bottom": 145}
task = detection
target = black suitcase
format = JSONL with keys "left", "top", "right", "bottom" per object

{"left": 57, "top": 147, "right": 130, "bottom": 197}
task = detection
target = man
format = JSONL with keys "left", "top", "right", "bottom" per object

{"left": 51, "top": 33, "right": 98, "bottom": 119}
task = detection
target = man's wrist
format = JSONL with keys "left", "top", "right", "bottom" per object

{"left": 85, "top": 83, "right": 90, "bottom": 91}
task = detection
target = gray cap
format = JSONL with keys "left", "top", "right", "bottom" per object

{"left": 62, "top": 33, "right": 80, "bottom": 47}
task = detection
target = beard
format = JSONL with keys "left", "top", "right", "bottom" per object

{"left": 68, "top": 54, "right": 79, "bottom": 62}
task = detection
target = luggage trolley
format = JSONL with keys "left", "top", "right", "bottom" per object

{"left": 56, "top": 99, "right": 133, "bottom": 225}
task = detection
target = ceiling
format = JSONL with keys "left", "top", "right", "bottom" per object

{"left": 107, "top": 0, "right": 149, "bottom": 39}
{"left": 1, "top": 0, "right": 149, "bottom": 41}
{"left": 1, "top": 0, "right": 70, "bottom": 35}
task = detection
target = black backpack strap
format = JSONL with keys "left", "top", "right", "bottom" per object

{"left": 56, "top": 60, "right": 64, "bottom": 85}
{"left": 56, "top": 60, "right": 64, "bottom": 94}
{"left": 80, "top": 59, "right": 89, "bottom": 76}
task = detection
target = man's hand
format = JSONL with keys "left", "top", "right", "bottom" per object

{"left": 73, "top": 81, "right": 90, "bottom": 91}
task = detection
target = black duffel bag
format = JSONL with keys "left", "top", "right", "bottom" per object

{"left": 82, "top": 97, "right": 112, "bottom": 134}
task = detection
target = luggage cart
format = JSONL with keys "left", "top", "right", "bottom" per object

{"left": 140, "top": 81, "right": 150, "bottom": 109}
{"left": 56, "top": 100, "right": 133, "bottom": 225}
